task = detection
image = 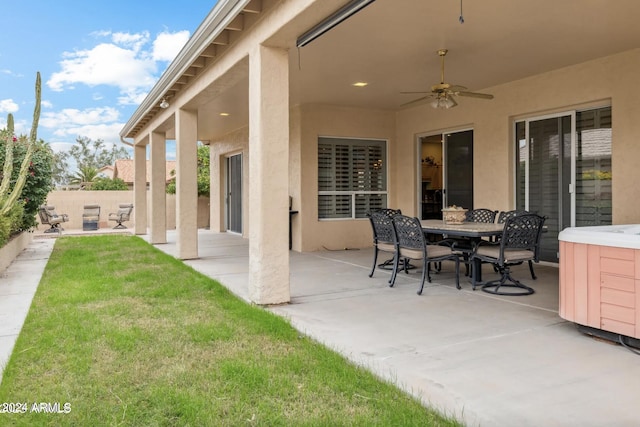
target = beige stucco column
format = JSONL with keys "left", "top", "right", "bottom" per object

{"left": 176, "top": 108, "right": 198, "bottom": 259}
{"left": 133, "top": 143, "right": 147, "bottom": 235}
{"left": 248, "top": 45, "right": 290, "bottom": 304}
{"left": 149, "top": 130, "right": 167, "bottom": 244}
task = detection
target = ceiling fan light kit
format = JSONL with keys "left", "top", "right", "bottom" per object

{"left": 431, "top": 95, "right": 457, "bottom": 109}
{"left": 401, "top": 48, "right": 494, "bottom": 109}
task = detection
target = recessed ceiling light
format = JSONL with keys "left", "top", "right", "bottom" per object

{"left": 352, "top": 82, "right": 368, "bottom": 87}
{"left": 219, "top": 112, "right": 230, "bottom": 116}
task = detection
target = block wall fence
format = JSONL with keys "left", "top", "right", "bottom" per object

{"left": 39, "top": 191, "right": 210, "bottom": 232}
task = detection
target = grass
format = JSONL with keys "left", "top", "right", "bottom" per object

{"left": 0, "top": 235, "right": 461, "bottom": 426}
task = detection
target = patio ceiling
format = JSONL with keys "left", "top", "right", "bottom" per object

{"left": 126, "top": 0, "right": 640, "bottom": 140}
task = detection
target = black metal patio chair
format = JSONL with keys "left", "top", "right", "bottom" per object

{"left": 391, "top": 214, "right": 461, "bottom": 295}
{"left": 470, "top": 213, "right": 546, "bottom": 295}
{"left": 367, "top": 209, "right": 402, "bottom": 281}
{"left": 441, "top": 208, "right": 498, "bottom": 276}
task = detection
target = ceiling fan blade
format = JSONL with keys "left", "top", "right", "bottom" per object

{"left": 456, "top": 91, "right": 494, "bottom": 100}
{"left": 400, "top": 91, "right": 431, "bottom": 94}
{"left": 447, "top": 85, "right": 468, "bottom": 92}
{"left": 400, "top": 94, "right": 434, "bottom": 107}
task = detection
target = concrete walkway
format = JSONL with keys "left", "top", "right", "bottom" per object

{"left": 0, "top": 238, "right": 55, "bottom": 384}
{"left": 2, "top": 230, "right": 640, "bottom": 426}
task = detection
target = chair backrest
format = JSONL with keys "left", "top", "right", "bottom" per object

{"left": 497, "top": 209, "right": 529, "bottom": 224}
{"left": 38, "top": 206, "right": 50, "bottom": 225}
{"left": 499, "top": 213, "right": 546, "bottom": 260}
{"left": 368, "top": 209, "right": 401, "bottom": 244}
{"left": 392, "top": 215, "right": 426, "bottom": 252}
{"left": 118, "top": 204, "right": 133, "bottom": 220}
{"left": 83, "top": 204, "right": 100, "bottom": 218}
{"left": 465, "top": 208, "right": 498, "bottom": 223}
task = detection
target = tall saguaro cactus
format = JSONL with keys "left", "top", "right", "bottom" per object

{"left": 0, "top": 72, "right": 41, "bottom": 215}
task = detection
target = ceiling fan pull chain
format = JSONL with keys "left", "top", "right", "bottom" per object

{"left": 459, "top": 0, "right": 465, "bottom": 24}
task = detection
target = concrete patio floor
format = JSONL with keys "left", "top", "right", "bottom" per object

{"left": 2, "top": 228, "right": 640, "bottom": 426}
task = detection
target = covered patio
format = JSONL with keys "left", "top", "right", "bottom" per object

{"left": 120, "top": 0, "right": 640, "bottom": 305}
{"left": 147, "top": 229, "right": 640, "bottom": 426}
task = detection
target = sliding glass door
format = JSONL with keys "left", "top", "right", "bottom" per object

{"left": 516, "top": 106, "right": 611, "bottom": 262}
{"left": 419, "top": 129, "right": 473, "bottom": 219}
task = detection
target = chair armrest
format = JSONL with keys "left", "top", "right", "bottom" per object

{"left": 470, "top": 239, "right": 499, "bottom": 256}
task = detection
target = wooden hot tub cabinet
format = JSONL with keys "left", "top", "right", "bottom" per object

{"left": 559, "top": 225, "right": 640, "bottom": 339}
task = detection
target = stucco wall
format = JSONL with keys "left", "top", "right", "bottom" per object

{"left": 41, "top": 191, "right": 210, "bottom": 231}
{"left": 205, "top": 49, "right": 640, "bottom": 253}
{"left": 395, "top": 48, "right": 640, "bottom": 225}
{"left": 297, "top": 104, "right": 397, "bottom": 251}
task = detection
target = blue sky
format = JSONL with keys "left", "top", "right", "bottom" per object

{"left": 0, "top": 1, "right": 217, "bottom": 162}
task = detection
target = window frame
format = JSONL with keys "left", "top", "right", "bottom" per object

{"left": 317, "top": 136, "right": 388, "bottom": 220}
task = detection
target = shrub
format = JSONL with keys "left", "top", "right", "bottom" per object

{"left": 91, "top": 177, "right": 128, "bottom": 191}
{"left": 0, "top": 203, "right": 24, "bottom": 246}
{"left": 0, "top": 136, "right": 54, "bottom": 231}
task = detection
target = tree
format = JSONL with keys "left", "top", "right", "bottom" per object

{"left": 54, "top": 136, "right": 130, "bottom": 186}
{"left": 51, "top": 150, "right": 71, "bottom": 187}
{"left": 166, "top": 144, "right": 210, "bottom": 197}
{"left": 69, "top": 165, "right": 99, "bottom": 188}
{"left": 69, "top": 136, "right": 130, "bottom": 170}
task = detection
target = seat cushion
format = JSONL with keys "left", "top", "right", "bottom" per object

{"left": 399, "top": 247, "right": 424, "bottom": 260}
{"left": 427, "top": 245, "right": 455, "bottom": 259}
{"left": 377, "top": 242, "right": 395, "bottom": 252}
{"left": 476, "top": 246, "right": 534, "bottom": 263}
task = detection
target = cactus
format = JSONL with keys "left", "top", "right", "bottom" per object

{"left": 0, "top": 72, "right": 41, "bottom": 215}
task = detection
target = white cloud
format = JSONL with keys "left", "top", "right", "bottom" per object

{"left": 46, "top": 30, "right": 190, "bottom": 105}
{"left": 39, "top": 107, "right": 123, "bottom": 144}
{"left": 47, "top": 43, "right": 157, "bottom": 93}
{"left": 41, "top": 107, "right": 120, "bottom": 128}
{"left": 41, "top": 100, "right": 53, "bottom": 108}
{"left": 152, "top": 30, "right": 190, "bottom": 62}
{"left": 51, "top": 122, "right": 125, "bottom": 144}
{"left": 48, "top": 141, "right": 76, "bottom": 153}
{"left": 0, "top": 99, "right": 19, "bottom": 113}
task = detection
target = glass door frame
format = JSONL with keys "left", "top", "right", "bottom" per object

{"left": 416, "top": 127, "right": 474, "bottom": 220}
{"left": 516, "top": 111, "right": 576, "bottom": 228}
{"left": 225, "top": 152, "right": 243, "bottom": 234}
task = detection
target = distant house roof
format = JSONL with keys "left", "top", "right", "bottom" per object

{"left": 113, "top": 159, "right": 176, "bottom": 184}
{"left": 97, "top": 165, "right": 114, "bottom": 179}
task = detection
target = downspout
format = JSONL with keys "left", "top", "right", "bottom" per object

{"left": 120, "top": 136, "right": 134, "bottom": 147}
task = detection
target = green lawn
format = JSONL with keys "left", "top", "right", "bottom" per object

{"left": 0, "top": 235, "right": 461, "bottom": 426}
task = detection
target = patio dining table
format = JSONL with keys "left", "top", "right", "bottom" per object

{"left": 420, "top": 219, "right": 505, "bottom": 283}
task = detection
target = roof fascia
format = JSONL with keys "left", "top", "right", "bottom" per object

{"left": 120, "top": 0, "right": 250, "bottom": 138}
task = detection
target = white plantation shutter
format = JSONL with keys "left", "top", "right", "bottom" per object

{"left": 318, "top": 137, "right": 387, "bottom": 219}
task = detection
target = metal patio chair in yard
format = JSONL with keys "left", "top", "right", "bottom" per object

{"left": 108, "top": 203, "right": 133, "bottom": 229}
{"left": 391, "top": 214, "right": 461, "bottom": 295}
{"left": 38, "top": 205, "right": 69, "bottom": 233}
{"left": 82, "top": 204, "right": 100, "bottom": 231}
{"left": 367, "top": 209, "right": 402, "bottom": 281}
{"left": 470, "top": 213, "right": 546, "bottom": 295}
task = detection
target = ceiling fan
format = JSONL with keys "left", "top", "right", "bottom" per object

{"left": 401, "top": 49, "right": 494, "bottom": 109}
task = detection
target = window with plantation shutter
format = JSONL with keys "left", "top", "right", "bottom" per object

{"left": 318, "top": 137, "right": 387, "bottom": 219}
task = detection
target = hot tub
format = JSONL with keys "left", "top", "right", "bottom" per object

{"left": 558, "top": 225, "right": 640, "bottom": 340}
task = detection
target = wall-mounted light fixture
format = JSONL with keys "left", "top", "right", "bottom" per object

{"left": 159, "top": 98, "right": 169, "bottom": 109}
{"left": 296, "top": 0, "right": 376, "bottom": 48}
